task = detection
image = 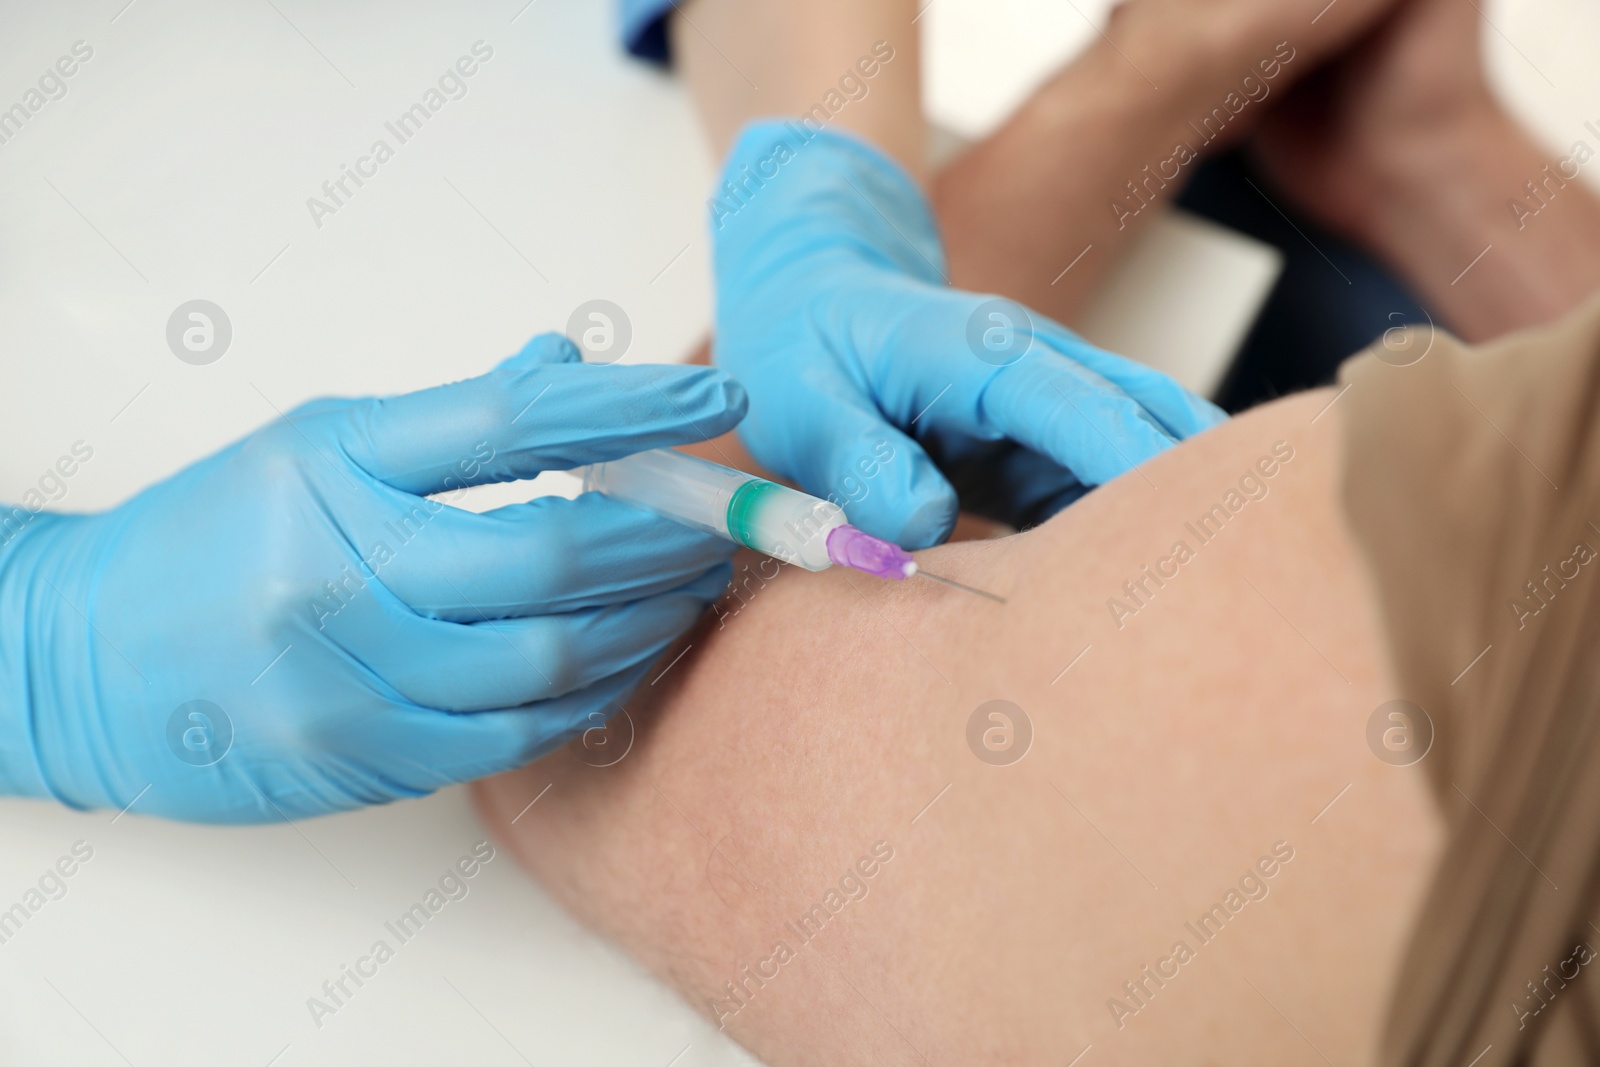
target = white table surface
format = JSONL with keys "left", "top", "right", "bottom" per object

{"left": 1, "top": 1, "right": 1594, "bottom": 1064}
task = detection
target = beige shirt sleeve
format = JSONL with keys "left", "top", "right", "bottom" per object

{"left": 1339, "top": 294, "right": 1600, "bottom": 1065}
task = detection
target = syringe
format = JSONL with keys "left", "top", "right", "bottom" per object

{"left": 576, "top": 448, "right": 918, "bottom": 581}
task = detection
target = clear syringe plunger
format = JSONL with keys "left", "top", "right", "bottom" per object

{"left": 576, "top": 448, "right": 916, "bottom": 579}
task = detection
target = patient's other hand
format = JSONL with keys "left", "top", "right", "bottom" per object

{"left": 1249, "top": 0, "right": 1501, "bottom": 242}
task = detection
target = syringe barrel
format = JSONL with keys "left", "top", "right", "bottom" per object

{"left": 581, "top": 448, "right": 746, "bottom": 539}
{"left": 579, "top": 449, "right": 845, "bottom": 571}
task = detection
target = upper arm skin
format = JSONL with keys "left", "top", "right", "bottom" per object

{"left": 475, "top": 391, "right": 1443, "bottom": 1066}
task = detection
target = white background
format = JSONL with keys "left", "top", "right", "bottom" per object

{"left": 0, "top": 1, "right": 1595, "bottom": 1064}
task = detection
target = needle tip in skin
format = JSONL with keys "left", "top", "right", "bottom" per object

{"left": 916, "top": 569, "right": 1007, "bottom": 604}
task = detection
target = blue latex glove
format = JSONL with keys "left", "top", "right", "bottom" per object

{"left": 0, "top": 335, "right": 745, "bottom": 823}
{"left": 711, "top": 121, "right": 1228, "bottom": 546}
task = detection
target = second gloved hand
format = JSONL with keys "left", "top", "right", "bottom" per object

{"left": 710, "top": 121, "right": 1227, "bottom": 547}
{"left": 0, "top": 335, "right": 744, "bottom": 823}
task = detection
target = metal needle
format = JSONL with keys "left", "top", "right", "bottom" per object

{"left": 914, "top": 568, "right": 1007, "bottom": 604}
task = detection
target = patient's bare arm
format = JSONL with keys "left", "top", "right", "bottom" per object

{"left": 475, "top": 392, "right": 1443, "bottom": 1065}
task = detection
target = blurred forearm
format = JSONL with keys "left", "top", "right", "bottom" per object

{"left": 671, "top": 6, "right": 1264, "bottom": 328}
{"left": 931, "top": 0, "right": 1397, "bottom": 327}
{"left": 1354, "top": 106, "right": 1600, "bottom": 340}
{"left": 670, "top": 0, "right": 927, "bottom": 184}
{"left": 933, "top": 38, "right": 1204, "bottom": 325}
{"left": 668, "top": 0, "right": 1600, "bottom": 345}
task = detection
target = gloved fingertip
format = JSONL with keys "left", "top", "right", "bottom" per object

{"left": 848, "top": 472, "right": 957, "bottom": 550}
{"left": 895, "top": 493, "right": 959, "bottom": 550}
{"left": 676, "top": 363, "right": 748, "bottom": 406}
{"left": 1126, "top": 374, "right": 1228, "bottom": 438}
{"left": 816, "top": 427, "right": 957, "bottom": 548}
{"left": 657, "top": 366, "right": 749, "bottom": 434}
{"left": 702, "top": 369, "right": 749, "bottom": 420}
{"left": 1192, "top": 395, "right": 1229, "bottom": 432}
{"left": 500, "top": 332, "right": 581, "bottom": 371}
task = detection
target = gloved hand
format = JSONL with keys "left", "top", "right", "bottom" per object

{"left": 0, "top": 335, "right": 745, "bottom": 823}
{"left": 710, "top": 121, "right": 1227, "bottom": 546}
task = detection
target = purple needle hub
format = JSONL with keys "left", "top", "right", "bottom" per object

{"left": 825, "top": 524, "right": 917, "bottom": 580}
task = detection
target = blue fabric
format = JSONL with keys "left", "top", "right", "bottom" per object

{"left": 619, "top": 0, "right": 677, "bottom": 64}
{"left": 1176, "top": 149, "right": 1434, "bottom": 412}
